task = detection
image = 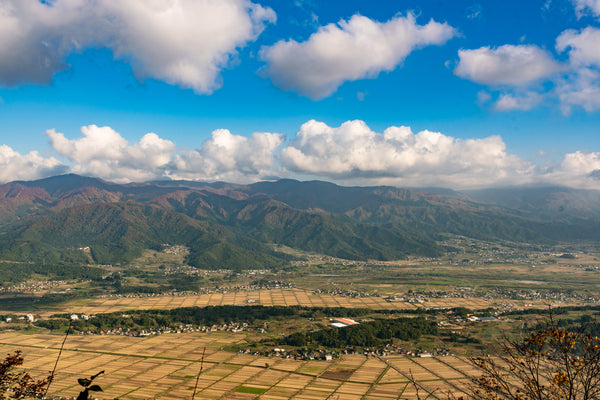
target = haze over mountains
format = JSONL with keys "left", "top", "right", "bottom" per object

{"left": 0, "top": 174, "right": 599, "bottom": 270}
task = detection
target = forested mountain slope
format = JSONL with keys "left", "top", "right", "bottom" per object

{"left": 0, "top": 174, "right": 598, "bottom": 269}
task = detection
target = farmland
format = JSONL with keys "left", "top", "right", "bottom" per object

{"left": 2, "top": 244, "right": 600, "bottom": 398}
{"left": 35, "top": 288, "right": 512, "bottom": 317}
{"left": 0, "top": 330, "right": 480, "bottom": 399}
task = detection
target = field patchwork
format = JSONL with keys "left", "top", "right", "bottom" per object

{"left": 0, "top": 331, "right": 483, "bottom": 399}
{"left": 30, "top": 288, "right": 557, "bottom": 317}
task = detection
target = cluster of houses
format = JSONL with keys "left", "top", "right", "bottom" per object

{"left": 2, "top": 314, "right": 35, "bottom": 323}
{"left": 73, "top": 321, "right": 263, "bottom": 337}
{"left": 483, "top": 287, "right": 598, "bottom": 303}
{"left": 313, "top": 287, "right": 378, "bottom": 298}
{"left": 0, "top": 280, "right": 71, "bottom": 294}
{"left": 250, "top": 344, "right": 455, "bottom": 361}
{"left": 381, "top": 286, "right": 598, "bottom": 308}
{"left": 101, "top": 280, "right": 295, "bottom": 299}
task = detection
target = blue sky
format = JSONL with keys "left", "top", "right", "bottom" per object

{"left": 0, "top": 0, "right": 599, "bottom": 189}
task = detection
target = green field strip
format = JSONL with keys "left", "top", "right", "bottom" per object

{"left": 361, "top": 365, "right": 390, "bottom": 399}
{"left": 259, "top": 366, "right": 298, "bottom": 398}
{"left": 215, "top": 364, "right": 266, "bottom": 398}
{"left": 394, "top": 382, "right": 410, "bottom": 400}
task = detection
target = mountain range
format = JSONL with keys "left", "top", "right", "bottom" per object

{"left": 0, "top": 174, "right": 599, "bottom": 269}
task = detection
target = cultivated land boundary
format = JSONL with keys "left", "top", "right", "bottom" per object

{"left": 0, "top": 331, "right": 476, "bottom": 399}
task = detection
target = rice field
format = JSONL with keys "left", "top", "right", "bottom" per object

{"left": 34, "top": 288, "right": 551, "bottom": 317}
{"left": 0, "top": 331, "right": 481, "bottom": 399}
{"left": 1, "top": 287, "right": 583, "bottom": 398}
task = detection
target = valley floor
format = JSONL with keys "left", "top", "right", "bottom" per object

{"left": 30, "top": 287, "right": 577, "bottom": 318}
{"left": 1, "top": 330, "right": 478, "bottom": 399}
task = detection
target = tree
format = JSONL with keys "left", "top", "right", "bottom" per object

{"left": 462, "top": 318, "right": 600, "bottom": 400}
{"left": 0, "top": 350, "right": 52, "bottom": 399}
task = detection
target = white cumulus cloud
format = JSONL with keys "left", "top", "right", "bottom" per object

{"left": 540, "top": 151, "right": 600, "bottom": 188}
{"left": 557, "top": 68, "right": 600, "bottom": 113}
{"left": 0, "top": 145, "right": 65, "bottom": 183}
{"left": 46, "top": 125, "right": 177, "bottom": 182}
{"left": 280, "top": 120, "right": 533, "bottom": 188}
{"left": 572, "top": 0, "right": 600, "bottom": 17}
{"left": 557, "top": 27, "right": 600, "bottom": 67}
{"left": 561, "top": 151, "right": 600, "bottom": 174}
{"left": 455, "top": 31, "right": 600, "bottom": 114}
{"left": 3, "top": 122, "right": 600, "bottom": 190}
{"left": 0, "top": 0, "right": 275, "bottom": 93}
{"left": 556, "top": 27, "right": 600, "bottom": 113}
{"left": 171, "top": 129, "right": 284, "bottom": 182}
{"left": 260, "top": 13, "right": 456, "bottom": 99}
{"left": 493, "top": 92, "right": 543, "bottom": 111}
{"left": 44, "top": 125, "right": 283, "bottom": 184}
{"left": 454, "top": 45, "right": 561, "bottom": 86}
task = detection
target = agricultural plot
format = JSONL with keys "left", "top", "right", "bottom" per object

{"left": 0, "top": 331, "right": 481, "bottom": 399}
{"left": 32, "top": 288, "right": 557, "bottom": 317}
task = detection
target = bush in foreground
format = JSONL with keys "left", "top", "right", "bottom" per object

{"left": 0, "top": 350, "right": 51, "bottom": 399}
{"left": 437, "top": 318, "right": 600, "bottom": 399}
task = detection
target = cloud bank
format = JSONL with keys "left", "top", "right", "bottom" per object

{"left": 46, "top": 126, "right": 177, "bottom": 182}
{"left": 0, "top": 145, "right": 65, "bottom": 183}
{"left": 170, "top": 129, "right": 284, "bottom": 182}
{"left": 0, "top": 0, "right": 275, "bottom": 93}
{"left": 280, "top": 120, "right": 533, "bottom": 188}
{"left": 1, "top": 121, "right": 598, "bottom": 190}
{"left": 44, "top": 125, "right": 283, "bottom": 183}
{"left": 260, "top": 13, "right": 456, "bottom": 99}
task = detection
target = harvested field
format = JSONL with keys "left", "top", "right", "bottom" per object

{"left": 0, "top": 331, "right": 481, "bottom": 399}
{"left": 28, "top": 288, "right": 561, "bottom": 317}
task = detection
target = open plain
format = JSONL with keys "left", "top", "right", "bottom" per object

{"left": 3, "top": 249, "right": 600, "bottom": 399}
{"left": 0, "top": 330, "right": 480, "bottom": 399}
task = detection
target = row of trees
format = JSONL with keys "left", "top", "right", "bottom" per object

{"left": 38, "top": 305, "right": 323, "bottom": 332}
{"left": 0, "top": 262, "right": 104, "bottom": 285}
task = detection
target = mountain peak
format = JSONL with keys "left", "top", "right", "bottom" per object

{"left": 15, "top": 174, "right": 111, "bottom": 194}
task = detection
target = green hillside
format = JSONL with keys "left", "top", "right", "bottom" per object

{"left": 0, "top": 202, "right": 291, "bottom": 269}
{"left": 0, "top": 175, "right": 599, "bottom": 271}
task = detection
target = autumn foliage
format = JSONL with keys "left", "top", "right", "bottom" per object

{"left": 463, "top": 319, "right": 600, "bottom": 400}
{"left": 0, "top": 350, "right": 51, "bottom": 399}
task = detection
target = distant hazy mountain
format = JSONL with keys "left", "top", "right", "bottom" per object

{"left": 465, "top": 186, "right": 600, "bottom": 220}
{"left": 0, "top": 174, "right": 598, "bottom": 269}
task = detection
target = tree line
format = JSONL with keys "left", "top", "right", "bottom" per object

{"left": 281, "top": 316, "right": 438, "bottom": 348}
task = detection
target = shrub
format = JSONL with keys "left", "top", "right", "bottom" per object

{"left": 0, "top": 350, "right": 51, "bottom": 399}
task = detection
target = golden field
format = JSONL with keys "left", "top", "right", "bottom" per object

{"left": 33, "top": 287, "right": 560, "bottom": 318}
{"left": 0, "top": 330, "right": 480, "bottom": 399}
